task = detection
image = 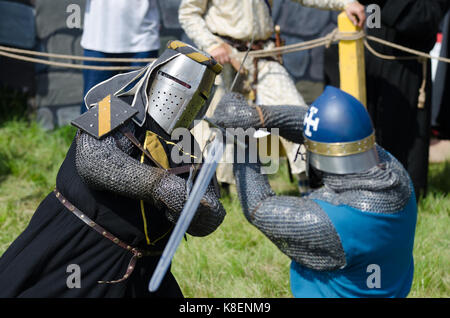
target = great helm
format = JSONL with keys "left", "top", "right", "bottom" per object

{"left": 146, "top": 41, "right": 223, "bottom": 134}
{"left": 303, "top": 86, "right": 379, "bottom": 175}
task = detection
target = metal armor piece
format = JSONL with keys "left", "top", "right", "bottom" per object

{"left": 303, "top": 86, "right": 379, "bottom": 175}
{"left": 147, "top": 53, "right": 217, "bottom": 134}
{"left": 71, "top": 94, "right": 138, "bottom": 139}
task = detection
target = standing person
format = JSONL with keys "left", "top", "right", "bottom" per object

{"left": 80, "top": 0, "right": 161, "bottom": 113}
{"left": 0, "top": 42, "right": 225, "bottom": 298}
{"left": 358, "top": 0, "right": 450, "bottom": 198}
{"left": 432, "top": 10, "right": 450, "bottom": 140}
{"left": 179, "top": 0, "right": 366, "bottom": 192}
{"left": 212, "top": 88, "right": 418, "bottom": 298}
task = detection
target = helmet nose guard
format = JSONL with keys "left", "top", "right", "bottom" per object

{"left": 147, "top": 41, "right": 222, "bottom": 134}
{"left": 303, "top": 86, "right": 379, "bottom": 175}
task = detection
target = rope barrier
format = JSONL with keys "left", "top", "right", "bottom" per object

{"left": 232, "top": 29, "right": 450, "bottom": 65}
{"left": 0, "top": 49, "right": 144, "bottom": 71}
{"left": 0, "top": 45, "right": 157, "bottom": 63}
{"left": 365, "top": 34, "right": 450, "bottom": 64}
{"left": 0, "top": 29, "right": 448, "bottom": 71}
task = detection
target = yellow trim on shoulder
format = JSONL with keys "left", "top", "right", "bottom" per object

{"left": 186, "top": 51, "right": 211, "bottom": 63}
{"left": 168, "top": 40, "right": 188, "bottom": 50}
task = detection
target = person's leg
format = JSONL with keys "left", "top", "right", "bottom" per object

{"left": 81, "top": 50, "right": 159, "bottom": 114}
{"left": 253, "top": 59, "right": 309, "bottom": 194}
{"left": 200, "top": 64, "right": 237, "bottom": 186}
{"left": 128, "top": 50, "right": 159, "bottom": 68}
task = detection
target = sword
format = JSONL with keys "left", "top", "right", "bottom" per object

{"left": 148, "top": 134, "right": 224, "bottom": 292}
{"left": 148, "top": 128, "right": 246, "bottom": 292}
{"left": 148, "top": 35, "right": 253, "bottom": 293}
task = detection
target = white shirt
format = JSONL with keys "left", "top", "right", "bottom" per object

{"left": 81, "top": 0, "right": 160, "bottom": 53}
{"left": 179, "top": 0, "right": 352, "bottom": 52}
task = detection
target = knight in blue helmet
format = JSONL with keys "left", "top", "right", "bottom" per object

{"left": 211, "top": 86, "right": 418, "bottom": 298}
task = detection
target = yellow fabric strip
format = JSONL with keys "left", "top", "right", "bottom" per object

{"left": 158, "top": 138, "right": 198, "bottom": 160}
{"left": 186, "top": 52, "right": 210, "bottom": 63}
{"left": 168, "top": 40, "right": 188, "bottom": 50}
{"left": 143, "top": 131, "right": 170, "bottom": 170}
{"left": 139, "top": 149, "right": 151, "bottom": 245}
{"left": 139, "top": 130, "right": 172, "bottom": 245}
{"left": 140, "top": 200, "right": 151, "bottom": 245}
{"left": 138, "top": 129, "right": 199, "bottom": 246}
{"left": 98, "top": 94, "right": 111, "bottom": 137}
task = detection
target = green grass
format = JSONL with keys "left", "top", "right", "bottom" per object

{"left": 409, "top": 162, "right": 450, "bottom": 298}
{"left": 0, "top": 119, "right": 76, "bottom": 253}
{"left": 0, "top": 118, "right": 448, "bottom": 298}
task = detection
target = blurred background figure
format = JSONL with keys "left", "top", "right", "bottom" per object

{"left": 271, "top": 0, "right": 339, "bottom": 105}
{"left": 0, "top": 0, "right": 35, "bottom": 97}
{"left": 80, "top": 0, "right": 161, "bottom": 113}
{"left": 179, "top": 0, "right": 365, "bottom": 194}
{"left": 324, "top": 0, "right": 450, "bottom": 199}
{"left": 0, "top": 0, "right": 37, "bottom": 126}
{"left": 429, "top": 10, "right": 450, "bottom": 164}
{"left": 360, "top": 0, "right": 450, "bottom": 199}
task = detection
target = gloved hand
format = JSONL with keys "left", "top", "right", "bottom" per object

{"left": 154, "top": 170, "right": 225, "bottom": 237}
{"left": 211, "top": 92, "right": 261, "bottom": 129}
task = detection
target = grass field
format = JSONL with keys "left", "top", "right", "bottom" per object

{"left": 0, "top": 116, "right": 448, "bottom": 298}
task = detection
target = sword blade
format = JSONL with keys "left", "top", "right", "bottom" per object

{"left": 148, "top": 136, "right": 225, "bottom": 292}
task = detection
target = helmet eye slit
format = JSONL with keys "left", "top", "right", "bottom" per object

{"left": 158, "top": 71, "right": 191, "bottom": 89}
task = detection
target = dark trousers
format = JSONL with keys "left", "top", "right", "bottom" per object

{"left": 81, "top": 49, "right": 159, "bottom": 113}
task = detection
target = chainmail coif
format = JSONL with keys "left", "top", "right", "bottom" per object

{"left": 75, "top": 121, "right": 225, "bottom": 237}
{"left": 310, "top": 145, "right": 412, "bottom": 213}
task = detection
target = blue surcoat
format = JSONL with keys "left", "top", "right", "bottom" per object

{"left": 290, "top": 191, "right": 417, "bottom": 298}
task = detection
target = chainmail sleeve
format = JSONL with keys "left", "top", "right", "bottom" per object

{"left": 233, "top": 161, "right": 346, "bottom": 271}
{"left": 74, "top": 123, "right": 225, "bottom": 237}
{"left": 212, "top": 92, "right": 307, "bottom": 144}
{"left": 259, "top": 105, "right": 307, "bottom": 144}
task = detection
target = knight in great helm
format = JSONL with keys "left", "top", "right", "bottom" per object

{"left": 0, "top": 41, "right": 225, "bottom": 298}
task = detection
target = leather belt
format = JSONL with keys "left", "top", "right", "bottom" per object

{"left": 54, "top": 189, "right": 161, "bottom": 284}
{"left": 217, "top": 34, "right": 269, "bottom": 52}
{"left": 215, "top": 34, "right": 277, "bottom": 101}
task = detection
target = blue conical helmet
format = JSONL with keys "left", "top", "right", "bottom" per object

{"left": 303, "top": 86, "right": 379, "bottom": 174}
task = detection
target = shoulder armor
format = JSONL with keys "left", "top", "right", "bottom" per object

{"left": 71, "top": 94, "right": 138, "bottom": 139}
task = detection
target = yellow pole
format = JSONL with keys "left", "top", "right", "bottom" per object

{"left": 338, "top": 12, "right": 367, "bottom": 107}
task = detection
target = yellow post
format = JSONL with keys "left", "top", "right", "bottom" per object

{"left": 338, "top": 12, "right": 367, "bottom": 107}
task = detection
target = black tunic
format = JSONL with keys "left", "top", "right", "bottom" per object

{"left": 360, "top": 0, "right": 449, "bottom": 197}
{"left": 434, "top": 11, "right": 450, "bottom": 139}
{"left": 0, "top": 120, "right": 196, "bottom": 298}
